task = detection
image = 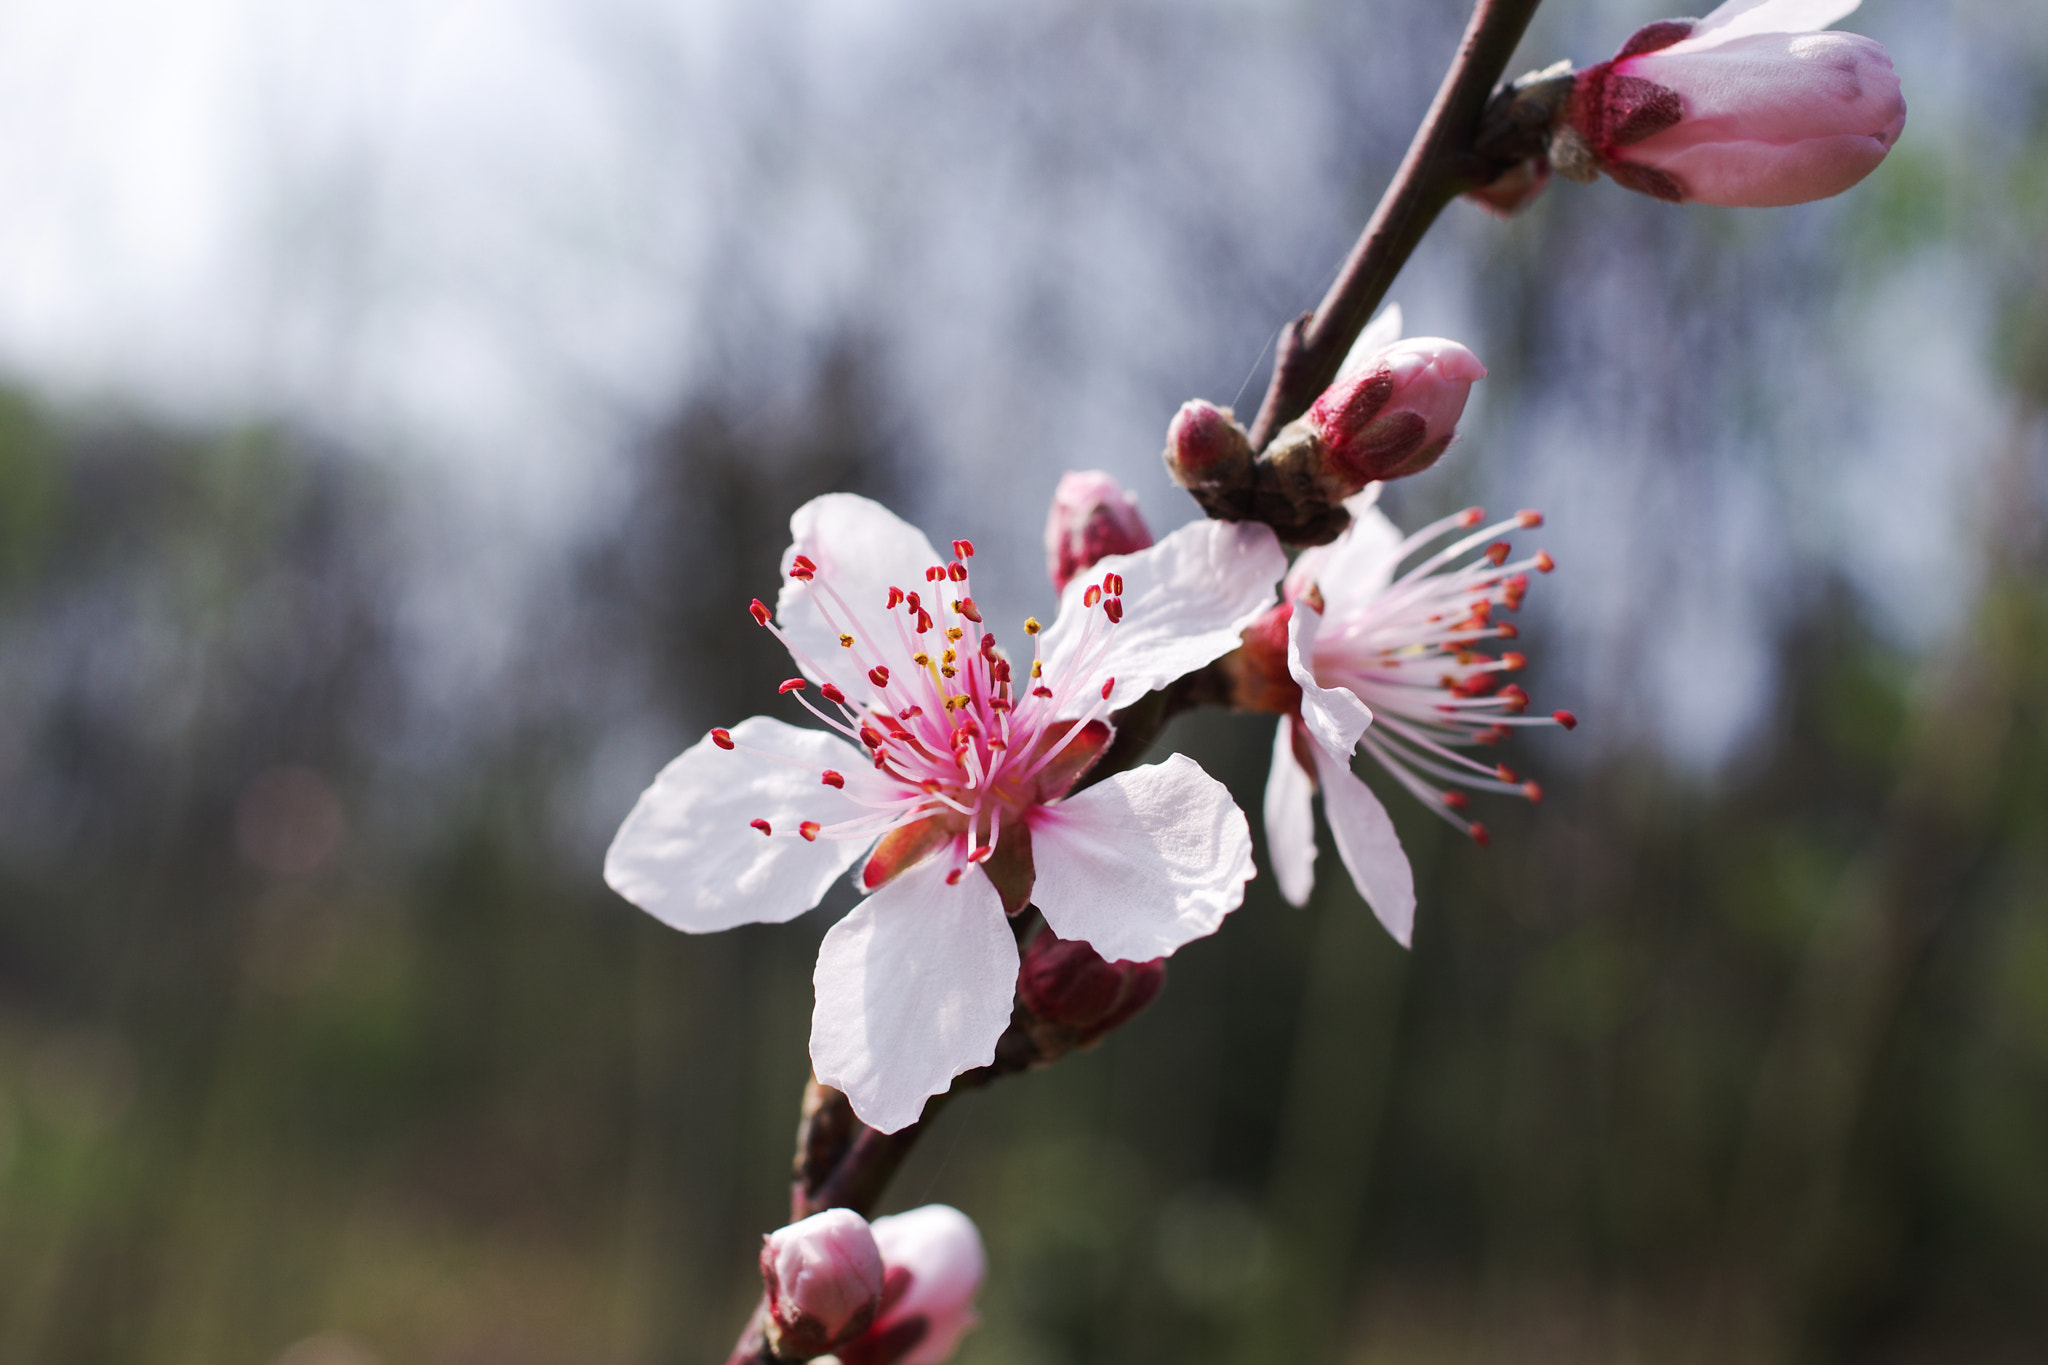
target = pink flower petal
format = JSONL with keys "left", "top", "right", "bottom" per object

{"left": 1262, "top": 719, "right": 1318, "bottom": 908}
{"left": 1286, "top": 598, "right": 1375, "bottom": 759}
{"left": 1038, "top": 518, "right": 1285, "bottom": 713}
{"left": 1676, "top": 0, "right": 1861, "bottom": 51}
{"left": 810, "top": 855, "right": 1016, "bottom": 1134}
{"left": 605, "top": 716, "right": 869, "bottom": 933}
{"left": 1030, "top": 754, "right": 1253, "bottom": 962}
{"left": 777, "top": 494, "right": 943, "bottom": 684}
{"left": 1310, "top": 742, "right": 1415, "bottom": 946}
{"left": 867, "top": 1205, "right": 986, "bottom": 1365}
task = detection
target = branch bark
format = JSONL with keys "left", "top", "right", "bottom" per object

{"left": 1243, "top": 0, "right": 1546, "bottom": 453}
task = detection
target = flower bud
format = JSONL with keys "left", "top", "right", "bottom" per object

{"left": 1044, "top": 470, "right": 1154, "bottom": 594}
{"left": 1017, "top": 929, "right": 1165, "bottom": 1042}
{"left": 1162, "top": 399, "right": 1254, "bottom": 492}
{"left": 837, "top": 1206, "right": 985, "bottom": 1365}
{"left": 1561, "top": 0, "right": 1904, "bottom": 207}
{"left": 760, "top": 1208, "right": 886, "bottom": 1359}
{"left": 1307, "top": 337, "right": 1486, "bottom": 492}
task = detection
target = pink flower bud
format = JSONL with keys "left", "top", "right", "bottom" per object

{"left": 1162, "top": 399, "right": 1254, "bottom": 490}
{"left": 837, "top": 1206, "right": 985, "bottom": 1365}
{"left": 760, "top": 1208, "right": 887, "bottom": 1358}
{"left": 1044, "top": 470, "right": 1154, "bottom": 594}
{"left": 1308, "top": 338, "right": 1486, "bottom": 491}
{"left": 1567, "top": 0, "right": 1904, "bottom": 207}
{"left": 1017, "top": 929, "right": 1165, "bottom": 1040}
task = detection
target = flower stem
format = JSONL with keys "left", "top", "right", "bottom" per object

{"left": 1243, "top": 0, "right": 1546, "bottom": 453}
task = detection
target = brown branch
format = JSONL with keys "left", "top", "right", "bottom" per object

{"left": 1243, "top": 0, "right": 1546, "bottom": 453}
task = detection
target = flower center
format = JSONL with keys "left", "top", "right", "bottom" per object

{"left": 724, "top": 539, "right": 1126, "bottom": 887}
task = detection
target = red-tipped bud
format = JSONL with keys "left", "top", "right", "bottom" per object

{"left": 1308, "top": 338, "right": 1486, "bottom": 491}
{"left": 837, "top": 1206, "right": 986, "bottom": 1365}
{"left": 711, "top": 728, "right": 735, "bottom": 750}
{"left": 1561, "top": 4, "right": 1905, "bottom": 207}
{"left": 1162, "top": 399, "right": 1254, "bottom": 491}
{"left": 1018, "top": 930, "right": 1166, "bottom": 1043}
{"left": 761, "top": 1208, "right": 887, "bottom": 1359}
{"left": 1044, "top": 470, "right": 1155, "bottom": 594}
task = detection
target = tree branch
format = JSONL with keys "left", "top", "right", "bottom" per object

{"left": 1243, "top": 0, "right": 1545, "bottom": 452}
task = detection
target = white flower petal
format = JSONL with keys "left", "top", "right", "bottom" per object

{"left": 1680, "top": 0, "right": 1859, "bottom": 49}
{"left": 1263, "top": 719, "right": 1318, "bottom": 908}
{"left": 869, "top": 1206, "right": 987, "bottom": 1365}
{"left": 1039, "top": 518, "right": 1285, "bottom": 713}
{"left": 1031, "top": 753, "right": 1253, "bottom": 962}
{"left": 810, "top": 856, "right": 1016, "bottom": 1134}
{"left": 1287, "top": 604, "right": 1374, "bottom": 759}
{"left": 776, "top": 493, "right": 943, "bottom": 682}
{"left": 1310, "top": 742, "right": 1415, "bottom": 947}
{"left": 605, "top": 717, "right": 870, "bottom": 933}
{"left": 1334, "top": 302, "right": 1405, "bottom": 383}
{"left": 1286, "top": 503, "right": 1405, "bottom": 615}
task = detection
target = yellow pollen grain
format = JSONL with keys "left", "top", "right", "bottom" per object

{"left": 913, "top": 653, "right": 930, "bottom": 667}
{"left": 1023, "top": 617, "right": 1040, "bottom": 635}
{"left": 946, "top": 627, "right": 963, "bottom": 642}
{"left": 942, "top": 665, "right": 957, "bottom": 678}
{"left": 839, "top": 633, "right": 855, "bottom": 647}
{"left": 942, "top": 649, "right": 956, "bottom": 665}
{"left": 1031, "top": 660, "right": 1043, "bottom": 679}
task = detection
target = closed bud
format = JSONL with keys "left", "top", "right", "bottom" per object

{"left": 1017, "top": 929, "right": 1166, "bottom": 1042}
{"left": 1307, "top": 337, "right": 1486, "bottom": 493}
{"left": 1163, "top": 399, "right": 1254, "bottom": 492}
{"left": 1561, "top": 0, "right": 1904, "bottom": 207}
{"left": 760, "top": 1208, "right": 886, "bottom": 1359}
{"left": 837, "top": 1206, "right": 986, "bottom": 1365}
{"left": 1044, "top": 471, "right": 1154, "bottom": 594}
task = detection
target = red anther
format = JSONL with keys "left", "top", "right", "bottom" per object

{"left": 898, "top": 705, "right": 923, "bottom": 719}
{"left": 1480, "top": 724, "right": 1511, "bottom": 745}
{"left": 1522, "top": 781, "right": 1544, "bottom": 804}
{"left": 945, "top": 867, "right": 964, "bottom": 885}
{"left": 750, "top": 818, "right": 772, "bottom": 836}
{"left": 1501, "top": 684, "right": 1531, "bottom": 713}
{"left": 710, "top": 728, "right": 735, "bottom": 750}
{"left": 1033, "top": 686, "right": 1054, "bottom": 698}
{"left": 1103, "top": 598, "right": 1123, "bottom": 624}
{"left": 799, "top": 821, "right": 821, "bottom": 841}
{"left": 1459, "top": 507, "right": 1485, "bottom": 527}
{"left": 886, "top": 586, "right": 905, "bottom": 609}
{"left": 820, "top": 683, "right": 847, "bottom": 705}
{"left": 792, "top": 554, "right": 816, "bottom": 572}
{"left": 953, "top": 539, "right": 976, "bottom": 559}
{"left": 1504, "top": 573, "right": 1530, "bottom": 609}
{"left": 959, "top": 597, "right": 983, "bottom": 623}
{"left": 1553, "top": 709, "right": 1578, "bottom": 730}
{"left": 1470, "top": 822, "right": 1491, "bottom": 847}
{"left": 925, "top": 566, "right": 940, "bottom": 583}
{"left": 979, "top": 633, "right": 998, "bottom": 658}
{"left": 1498, "top": 622, "right": 1520, "bottom": 639}
{"left": 1535, "top": 551, "right": 1555, "bottom": 573}
{"left": 1100, "top": 677, "right": 1115, "bottom": 700}
{"left": 860, "top": 727, "right": 884, "bottom": 749}
{"left": 868, "top": 666, "right": 891, "bottom": 688}
{"left": 779, "top": 678, "right": 807, "bottom": 693}
{"left": 1470, "top": 599, "right": 1493, "bottom": 621}
{"left": 992, "top": 659, "right": 1011, "bottom": 682}
{"left": 1082, "top": 585, "right": 1102, "bottom": 608}
{"left": 948, "top": 561, "right": 968, "bottom": 582}
{"left": 1496, "top": 764, "right": 1518, "bottom": 783}
{"left": 1107, "top": 572, "right": 1124, "bottom": 595}
{"left": 1441, "top": 791, "right": 1471, "bottom": 812}
{"left": 821, "top": 770, "right": 845, "bottom": 788}
{"left": 966, "top": 844, "right": 992, "bottom": 864}
{"left": 1502, "top": 652, "right": 1527, "bottom": 671}
{"left": 749, "top": 599, "right": 772, "bottom": 626}
{"left": 1453, "top": 673, "right": 1503, "bottom": 698}
{"left": 915, "top": 610, "right": 934, "bottom": 633}
{"left": 905, "top": 591, "right": 921, "bottom": 612}
{"left": 1485, "top": 541, "right": 1511, "bottom": 567}
{"left": 1517, "top": 509, "right": 1544, "bottom": 528}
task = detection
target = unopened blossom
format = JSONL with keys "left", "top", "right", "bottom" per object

{"left": 1045, "top": 470, "right": 1153, "bottom": 594}
{"left": 835, "top": 1205, "right": 985, "bottom": 1365}
{"left": 1561, "top": 0, "right": 1905, "bottom": 206}
{"left": 1016, "top": 928, "right": 1164, "bottom": 1045}
{"left": 761, "top": 1209, "right": 887, "bottom": 1357}
{"left": 606, "top": 494, "right": 1279, "bottom": 1132}
{"left": 1243, "top": 487, "right": 1574, "bottom": 944}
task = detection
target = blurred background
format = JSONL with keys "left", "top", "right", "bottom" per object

{"left": 2, "top": 0, "right": 2045, "bottom": 1360}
